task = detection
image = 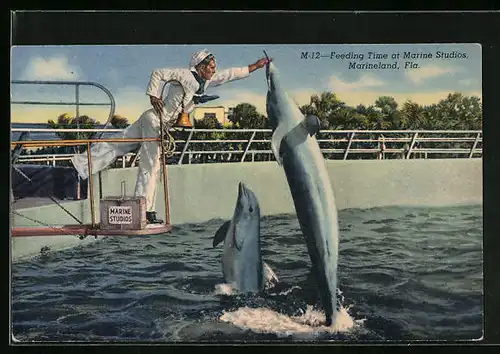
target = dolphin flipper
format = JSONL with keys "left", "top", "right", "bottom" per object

{"left": 263, "top": 262, "right": 279, "bottom": 287}
{"left": 271, "top": 123, "right": 288, "bottom": 166}
{"left": 302, "top": 115, "right": 321, "bottom": 136}
{"left": 281, "top": 115, "right": 321, "bottom": 152}
{"left": 213, "top": 220, "right": 231, "bottom": 248}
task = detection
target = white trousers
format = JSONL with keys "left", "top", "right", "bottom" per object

{"left": 71, "top": 108, "right": 163, "bottom": 211}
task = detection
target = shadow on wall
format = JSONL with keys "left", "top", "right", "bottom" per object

{"left": 12, "top": 164, "right": 88, "bottom": 201}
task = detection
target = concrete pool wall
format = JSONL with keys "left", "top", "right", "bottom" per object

{"left": 100, "top": 158, "right": 482, "bottom": 224}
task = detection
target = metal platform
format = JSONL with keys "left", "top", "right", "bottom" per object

{"left": 11, "top": 223, "right": 172, "bottom": 237}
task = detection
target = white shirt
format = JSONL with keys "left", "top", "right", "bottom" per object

{"left": 146, "top": 66, "right": 250, "bottom": 122}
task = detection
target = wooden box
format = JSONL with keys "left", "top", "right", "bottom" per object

{"left": 99, "top": 197, "right": 147, "bottom": 230}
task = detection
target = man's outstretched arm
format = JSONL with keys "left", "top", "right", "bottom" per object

{"left": 208, "top": 57, "right": 271, "bottom": 87}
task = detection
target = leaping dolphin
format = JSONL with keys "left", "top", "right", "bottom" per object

{"left": 213, "top": 182, "right": 278, "bottom": 293}
{"left": 264, "top": 52, "right": 340, "bottom": 326}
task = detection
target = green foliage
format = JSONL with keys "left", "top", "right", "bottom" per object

{"left": 194, "top": 114, "right": 222, "bottom": 130}
{"left": 426, "top": 93, "right": 482, "bottom": 130}
{"left": 47, "top": 113, "right": 100, "bottom": 141}
{"left": 187, "top": 114, "right": 226, "bottom": 163}
{"left": 47, "top": 113, "right": 101, "bottom": 156}
{"left": 228, "top": 103, "right": 270, "bottom": 129}
{"left": 110, "top": 114, "right": 130, "bottom": 128}
{"left": 400, "top": 101, "right": 426, "bottom": 129}
{"left": 299, "top": 92, "right": 345, "bottom": 129}
{"left": 194, "top": 114, "right": 224, "bottom": 139}
{"left": 298, "top": 91, "right": 482, "bottom": 131}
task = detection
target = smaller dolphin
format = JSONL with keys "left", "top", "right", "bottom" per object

{"left": 213, "top": 182, "right": 278, "bottom": 293}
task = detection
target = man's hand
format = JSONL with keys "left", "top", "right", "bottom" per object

{"left": 150, "top": 95, "right": 164, "bottom": 115}
{"left": 248, "top": 57, "right": 272, "bottom": 73}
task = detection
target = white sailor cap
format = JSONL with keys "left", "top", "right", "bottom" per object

{"left": 189, "top": 49, "right": 215, "bottom": 69}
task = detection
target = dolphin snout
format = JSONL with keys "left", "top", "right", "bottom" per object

{"left": 238, "top": 181, "right": 248, "bottom": 198}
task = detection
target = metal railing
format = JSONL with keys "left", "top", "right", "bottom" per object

{"left": 10, "top": 80, "right": 482, "bottom": 166}
{"left": 11, "top": 80, "right": 116, "bottom": 140}
{"left": 11, "top": 128, "right": 482, "bottom": 167}
{"left": 11, "top": 136, "right": 173, "bottom": 228}
{"left": 11, "top": 81, "right": 117, "bottom": 201}
{"left": 170, "top": 129, "right": 483, "bottom": 163}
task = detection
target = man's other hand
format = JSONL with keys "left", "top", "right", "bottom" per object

{"left": 150, "top": 95, "right": 164, "bottom": 115}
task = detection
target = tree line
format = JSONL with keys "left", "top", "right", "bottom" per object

{"left": 224, "top": 91, "right": 482, "bottom": 131}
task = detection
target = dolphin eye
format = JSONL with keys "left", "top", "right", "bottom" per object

{"left": 249, "top": 207, "right": 253, "bottom": 213}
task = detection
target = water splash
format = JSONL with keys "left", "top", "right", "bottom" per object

{"left": 268, "top": 285, "right": 301, "bottom": 296}
{"left": 214, "top": 283, "right": 365, "bottom": 337}
{"left": 219, "top": 304, "right": 364, "bottom": 338}
{"left": 214, "top": 283, "right": 237, "bottom": 296}
{"left": 213, "top": 281, "right": 288, "bottom": 296}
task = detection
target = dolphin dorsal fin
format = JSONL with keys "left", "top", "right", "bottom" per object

{"left": 213, "top": 220, "right": 231, "bottom": 248}
{"left": 302, "top": 115, "right": 321, "bottom": 136}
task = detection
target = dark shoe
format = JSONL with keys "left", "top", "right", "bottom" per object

{"left": 146, "top": 211, "right": 164, "bottom": 224}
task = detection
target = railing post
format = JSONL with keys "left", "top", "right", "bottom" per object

{"left": 241, "top": 130, "right": 256, "bottom": 162}
{"left": 75, "top": 84, "right": 80, "bottom": 155}
{"left": 128, "top": 150, "right": 139, "bottom": 167}
{"left": 468, "top": 132, "right": 481, "bottom": 158}
{"left": 379, "top": 134, "right": 385, "bottom": 160}
{"left": 86, "top": 142, "right": 96, "bottom": 229}
{"left": 75, "top": 84, "right": 80, "bottom": 117}
{"left": 77, "top": 177, "right": 81, "bottom": 200}
{"left": 406, "top": 132, "right": 419, "bottom": 159}
{"left": 343, "top": 132, "right": 355, "bottom": 160}
{"left": 178, "top": 130, "right": 194, "bottom": 165}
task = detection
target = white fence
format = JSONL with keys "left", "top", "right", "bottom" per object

{"left": 11, "top": 128, "right": 482, "bottom": 167}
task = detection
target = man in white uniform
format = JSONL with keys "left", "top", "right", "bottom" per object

{"left": 71, "top": 49, "right": 270, "bottom": 224}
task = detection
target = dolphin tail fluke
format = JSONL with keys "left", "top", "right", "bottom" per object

{"left": 263, "top": 50, "right": 273, "bottom": 69}
{"left": 264, "top": 50, "right": 271, "bottom": 89}
{"left": 263, "top": 262, "right": 279, "bottom": 287}
{"left": 213, "top": 220, "right": 231, "bottom": 248}
{"left": 263, "top": 50, "right": 276, "bottom": 90}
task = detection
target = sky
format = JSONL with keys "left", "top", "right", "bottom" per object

{"left": 10, "top": 44, "right": 482, "bottom": 124}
